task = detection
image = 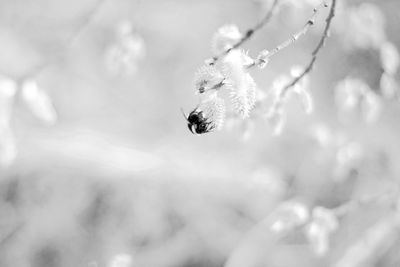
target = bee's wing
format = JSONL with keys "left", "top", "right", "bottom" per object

{"left": 180, "top": 108, "right": 188, "bottom": 120}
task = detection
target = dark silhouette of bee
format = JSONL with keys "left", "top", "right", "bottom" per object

{"left": 182, "top": 108, "right": 215, "bottom": 134}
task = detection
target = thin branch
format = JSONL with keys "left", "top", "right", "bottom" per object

{"left": 209, "top": 0, "right": 280, "bottom": 65}
{"left": 19, "top": 0, "right": 106, "bottom": 81}
{"left": 278, "top": 0, "right": 336, "bottom": 97}
{"left": 246, "top": 1, "right": 328, "bottom": 69}
{"left": 269, "top": 2, "right": 328, "bottom": 59}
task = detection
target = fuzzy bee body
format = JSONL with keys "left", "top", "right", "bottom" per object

{"left": 184, "top": 109, "right": 215, "bottom": 134}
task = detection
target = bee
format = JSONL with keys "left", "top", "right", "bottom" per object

{"left": 182, "top": 108, "right": 215, "bottom": 134}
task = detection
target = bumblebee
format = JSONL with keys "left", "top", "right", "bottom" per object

{"left": 182, "top": 108, "right": 215, "bottom": 134}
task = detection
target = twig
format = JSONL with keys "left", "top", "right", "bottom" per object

{"left": 20, "top": 0, "right": 106, "bottom": 81}
{"left": 278, "top": 0, "right": 336, "bottom": 97}
{"left": 209, "top": 0, "right": 280, "bottom": 65}
{"left": 246, "top": 1, "right": 328, "bottom": 69}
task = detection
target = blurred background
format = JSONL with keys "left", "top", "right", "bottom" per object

{"left": 1, "top": 0, "right": 400, "bottom": 266}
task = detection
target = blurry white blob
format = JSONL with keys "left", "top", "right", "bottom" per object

{"left": 105, "top": 21, "right": 146, "bottom": 75}
{"left": 266, "top": 107, "right": 286, "bottom": 136}
{"left": 270, "top": 201, "right": 309, "bottom": 233}
{"left": 306, "top": 207, "right": 338, "bottom": 256}
{"left": 265, "top": 68, "right": 312, "bottom": 135}
{"left": 362, "top": 90, "right": 382, "bottom": 123}
{"left": 265, "top": 75, "right": 290, "bottom": 136}
{"left": 21, "top": 79, "right": 57, "bottom": 125}
{"left": 0, "top": 122, "right": 17, "bottom": 167}
{"left": 338, "top": 3, "right": 386, "bottom": 50}
{"left": 380, "top": 73, "right": 398, "bottom": 99}
{"left": 380, "top": 41, "right": 400, "bottom": 75}
{"left": 290, "top": 66, "right": 313, "bottom": 114}
{"left": 0, "top": 75, "right": 17, "bottom": 127}
{"left": 335, "top": 77, "right": 382, "bottom": 123}
{"left": 311, "top": 124, "right": 335, "bottom": 147}
{"left": 334, "top": 142, "right": 364, "bottom": 182}
{"left": 241, "top": 119, "right": 255, "bottom": 141}
{"left": 249, "top": 167, "right": 287, "bottom": 197}
{"left": 211, "top": 24, "right": 242, "bottom": 55}
{"left": 108, "top": 254, "right": 132, "bottom": 267}
{"left": 0, "top": 76, "right": 18, "bottom": 167}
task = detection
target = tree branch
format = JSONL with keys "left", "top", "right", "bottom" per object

{"left": 209, "top": 0, "right": 280, "bottom": 65}
{"left": 278, "top": 0, "right": 336, "bottom": 97}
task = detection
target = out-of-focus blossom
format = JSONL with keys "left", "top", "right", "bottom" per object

{"left": 265, "top": 68, "right": 311, "bottom": 135}
{"left": 335, "top": 77, "right": 382, "bottom": 123}
{"left": 338, "top": 3, "right": 386, "bottom": 50}
{"left": 334, "top": 142, "right": 364, "bottom": 182}
{"left": 21, "top": 79, "right": 57, "bottom": 125}
{"left": 291, "top": 66, "right": 313, "bottom": 114}
{"left": 380, "top": 41, "right": 400, "bottom": 75}
{"left": 0, "top": 125, "right": 17, "bottom": 167}
{"left": 270, "top": 201, "right": 309, "bottom": 233}
{"left": 105, "top": 21, "right": 146, "bottom": 75}
{"left": 0, "top": 75, "right": 18, "bottom": 167}
{"left": 311, "top": 124, "right": 336, "bottom": 148}
{"left": 306, "top": 207, "right": 339, "bottom": 256}
{"left": 264, "top": 75, "right": 290, "bottom": 136}
{"left": 380, "top": 73, "right": 399, "bottom": 99}
{"left": 0, "top": 75, "right": 17, "bottom": 127}
{"left": 241, "top": 119, "right": 255, "bottom": 141}
{"left": 249, "top": 167, "right": 287, "bottom": 197}
{"left": 361, "top": 90, "right": 382, "bottom": 123}
{"left": 266, "top": 107, "right": 286, "bottom": 136}
{"left": 211, "top": 25, "right": 242, "bottom": 55}
{"left": 108, "top": 253, "right": 133, "bottom": 267}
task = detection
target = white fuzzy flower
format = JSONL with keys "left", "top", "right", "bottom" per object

{"left": 199, "top": 93, "right": 226, "bottom": 130}
{"left": 229, "top": 73, "right": 257, "bottom": 118}
{"left": 222, "top": 50, "right": 258, "bottom": 118}
{"left": 211, "top": 24, "right": 243, "bottom": 55}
